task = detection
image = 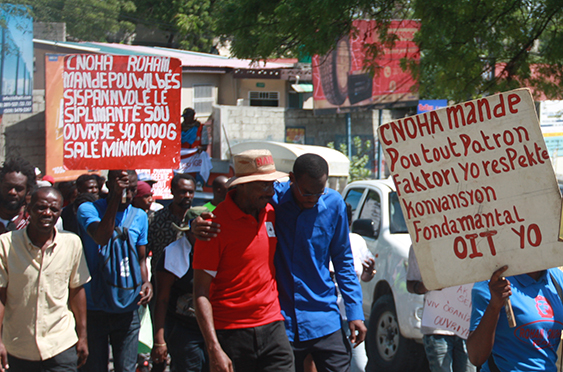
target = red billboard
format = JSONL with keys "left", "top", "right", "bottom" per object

{"left": 60, "top": 54, "right": 182, "bottom": 170}
{"left": 312, "top": 20, "right": 420, "bottom": 113}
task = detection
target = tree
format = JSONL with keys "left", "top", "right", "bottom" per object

{"left": 214, "top": 0, "right": 563, "bottom": 101}
{"left": 411, "top": 0, "right": 563, "bottom": 102}
{"left": 328, "top": 137, "right": 373, "bottom": 182}
{"left": 214, "top": 0, "right": 407, "bottom": 60}
{"left": 3, "top": 0, "right": 136, "bottom": 42}
{"left": 129, "top": 0, "right": 216, "bottom": 52}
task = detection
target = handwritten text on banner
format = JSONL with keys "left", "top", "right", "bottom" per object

{"left": 63, "top": 54, "right": 182, "bottom": 170}
{"left": 378, "top": 89, "right": 563, "bottom": 289}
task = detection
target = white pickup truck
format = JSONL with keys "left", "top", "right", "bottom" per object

{"left": 342, "top": 178, "right": 428, "bottom": 372}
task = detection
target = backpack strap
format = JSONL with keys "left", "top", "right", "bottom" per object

{"left": 114, "top": 207, "right": 139, "bottom": 237}
{"left": 116, "top": 207, "right": 142, "bottom": 287}
{"left": 122, "top": 206, "right": 139, "bottom": 230}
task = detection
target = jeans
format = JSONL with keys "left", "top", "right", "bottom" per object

{"left": 423, "top": 334, "right": 476, "bottom": 372}
{"left": 164, "top": 316, "right": 208, "bottom": 372}
{"left": 81, "top": 310, "right": 140, "bottom": 372}
{"left": 8, "top": 345, "right": 77, "bottom": 372}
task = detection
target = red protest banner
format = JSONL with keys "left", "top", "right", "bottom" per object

{"left": 62, "top": 54, "right": 181, "bottom": 170}
{"left": 312, "top": 19, "right": 420, "bottom": 113}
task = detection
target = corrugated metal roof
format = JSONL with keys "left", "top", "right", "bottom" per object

{"left": 34, "top": 39, "right": 294, "bottom": 70}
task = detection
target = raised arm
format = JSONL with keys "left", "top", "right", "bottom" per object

{"left": 466, "top": 266, "right": 511, "bottom": 367}
{"left": 86, "top": 171, "right": 129, "bottom": 246}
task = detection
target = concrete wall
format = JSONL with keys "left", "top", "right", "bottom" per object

{"left": 285, "top": 109, "right": 379, "bottom": 146}
{"left": 1, "top": 90, "right": 47, "bottom": 171}
{"left": 211, "top": 105, "right": 408, "bottom": 162}
{"left": 212, "top": 105, "right": 286, "bottom": 159}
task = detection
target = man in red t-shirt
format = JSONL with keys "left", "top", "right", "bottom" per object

{"left": 193, "top": 149, "right": 294, "bottom": 372}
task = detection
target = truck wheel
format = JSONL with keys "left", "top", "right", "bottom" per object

{"left": 365, "top": 294, "right": 427, "bottom": 372}
{"left": 319, "top": 37, "right": 350, "bottom": 106}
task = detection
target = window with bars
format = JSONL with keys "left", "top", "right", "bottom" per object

{"left": 193, "top": 85, "right": 215, "bottom": 115}
{"left": 249, "top": 91, "right": 279, "bottom": 107}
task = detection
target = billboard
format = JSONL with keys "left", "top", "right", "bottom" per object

{"left": 312, "top": 20, "right": 420, "bottom": 114}
{"left": 0, "top": 4, "right": 33, "bottom": 114}
{"left": 378, "top": 88, "right": 563, "bottom": 290}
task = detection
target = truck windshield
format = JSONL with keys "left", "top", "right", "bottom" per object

{"left": 389, "top": 192, "right": 408, "bottom": 234}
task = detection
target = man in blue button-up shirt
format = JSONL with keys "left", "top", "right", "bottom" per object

{"left": 194, "top": 153, "right": 365, "bottom": 372}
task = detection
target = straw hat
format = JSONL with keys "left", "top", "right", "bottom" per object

{"left": 226, "top": 149, "right": 288, "bottom": 188}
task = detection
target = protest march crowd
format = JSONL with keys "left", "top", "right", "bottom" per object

{"left": 0, "top": 104, "right": 562, "bottom": 372}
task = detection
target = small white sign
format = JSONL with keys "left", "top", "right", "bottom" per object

{"left": 422, "top": 284, "right": 473, "bottom": 339}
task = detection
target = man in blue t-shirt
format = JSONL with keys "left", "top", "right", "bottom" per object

{"left": 77, "top": 170, "right": 152, "bottom": 372}
{"left": 467, "top": 266, "right": 563, "bottom": 372}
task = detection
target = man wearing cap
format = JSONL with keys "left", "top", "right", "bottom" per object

{"left": 193, "top": 150, "right": 294, "bottom": 372}
{"left": 132, "top": 181, "right": 157, "bottom": 223}
{"left": 180, "top": 108, "right": 208, "bottom": 152}
{"left": 137, "top": 174, "right": 163, "bottom": 213}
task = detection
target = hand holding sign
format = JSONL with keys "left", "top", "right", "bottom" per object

{"left": 488, "top": 266, "right": 516, "bottom": 327}
{"left": 488, "top": 266, "right": 511, "bottom": 310}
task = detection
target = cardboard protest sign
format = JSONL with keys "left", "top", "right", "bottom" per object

{"left": 378, "top": 88, "right": 563, "bottom": 290}
{"left": 62, "top": 54, "right": 182, "bottom": 170}
{"left": 421, "top": 284, "right": 473, "bottom": 339}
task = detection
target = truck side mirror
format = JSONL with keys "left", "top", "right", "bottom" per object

{"left": 352, "top": 219, "right": 380, "bottom": 239}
